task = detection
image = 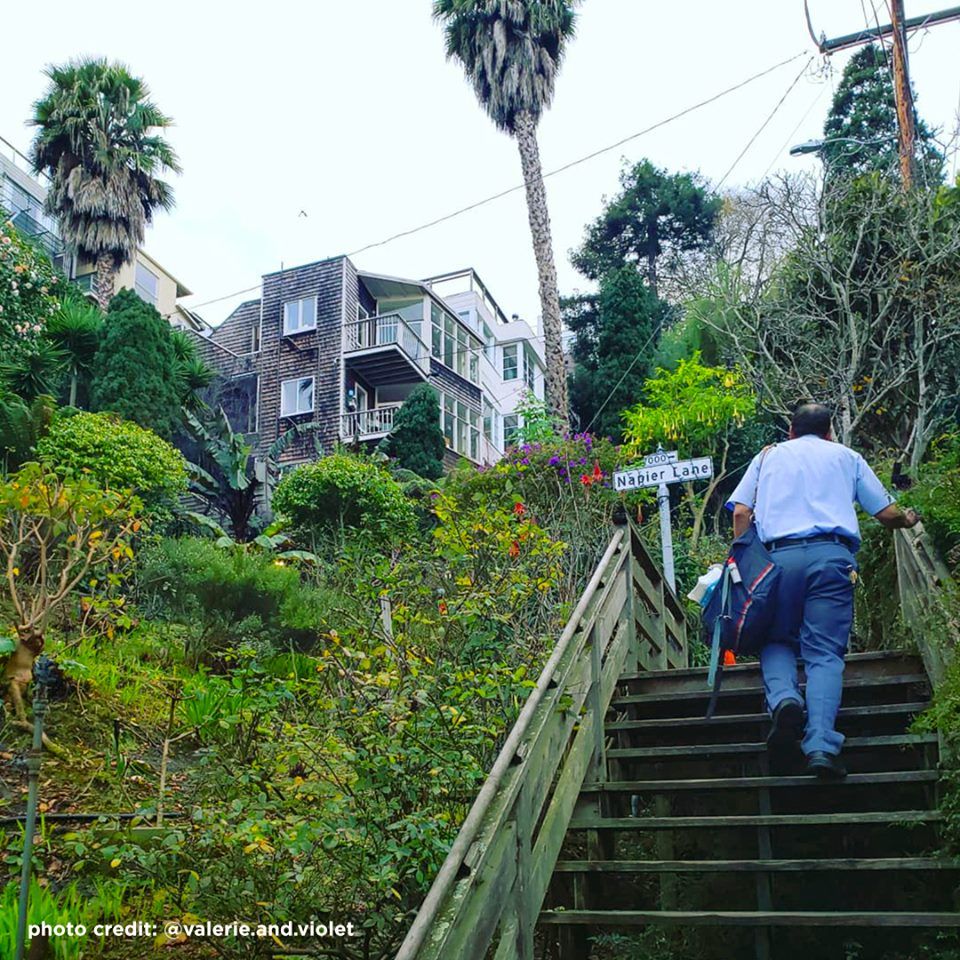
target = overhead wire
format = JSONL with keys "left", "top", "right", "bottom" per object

{"left": 184, "top": 50, "right": 810, "bottom": 315}
{"left": 581, "top": 60, "right": 815, "bottom": 437}
{"left": 716, "top": 58, "right": 815, "bottom": 190}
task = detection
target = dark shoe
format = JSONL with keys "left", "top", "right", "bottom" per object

{"left": 806, "top": 751, "right": 847, "bottom": 780}
{"left": 767, "top": 698, "right": 804, "bottom": 750}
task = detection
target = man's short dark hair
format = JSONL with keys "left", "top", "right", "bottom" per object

{"left": 791, "top": 403, "right": 832, "bottom": 438}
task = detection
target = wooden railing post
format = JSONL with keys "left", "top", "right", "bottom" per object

{"left": 616, "top": 509, "right": 639, "bottom": 675}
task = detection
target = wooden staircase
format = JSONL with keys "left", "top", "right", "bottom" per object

{"left": 540, "top": 651, "right": 960, "bottom": 960}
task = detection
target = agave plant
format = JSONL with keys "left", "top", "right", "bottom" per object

{"left": 184, "top": 406, "right": 315, "bottom": 542}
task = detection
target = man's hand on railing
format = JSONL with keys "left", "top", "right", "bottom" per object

{"left": 875, "top": 504, "right": 921, "bottom": 530}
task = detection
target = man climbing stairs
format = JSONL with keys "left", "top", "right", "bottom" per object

{"left": 539, "top": 650, "right": 960, "bottom": 960}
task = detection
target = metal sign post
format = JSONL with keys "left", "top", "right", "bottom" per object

{"left": 613, "top": 447, "right": 714, "bottom": 595}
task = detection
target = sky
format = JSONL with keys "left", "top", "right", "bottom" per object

{"left": 2, "top": 1, "right": 958, "bottom": 330}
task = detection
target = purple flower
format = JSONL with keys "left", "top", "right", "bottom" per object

{"left": 549, "top": 455, "right": 560, "bottom": 466}
{"left": 521, "top": 457, "right": 530, "bottom": 465}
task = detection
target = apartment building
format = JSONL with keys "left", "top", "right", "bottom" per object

{"left": 193, "top": 258, "right": 544, "bottom": 469}
{"left": 0, "top": 134, "right": 198, "bottom": 329}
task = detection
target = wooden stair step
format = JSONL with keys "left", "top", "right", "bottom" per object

{"left": 606, "top": 733, "right": 938, "bottom": 759}
{"left": 539, "top": 909, "right": 960, "bottom": 928}
{"left": 553, "top": 856, "right": 959, "bottom": 873}
{"left": 617, "top": 651, "right": 919, "bottom": 683}
{"left": 567, "top": 809, "right": 943, "bottom": 830}
{"left": 610, "top": 674, "right": 929, "bottom": 707}
{"left": 583, "top": 770, "right": 938, "bottom": 792}
{"left": 605, "top": 702, "right": 928, "bottom": 732}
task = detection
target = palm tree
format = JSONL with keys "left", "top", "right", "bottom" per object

{"left": 46, "top": 297, "right": 103, "bottom": 406}
{"left": 434, "top": 0, "right": 578, "bottom": 422}
{"left": 29, "top": 58, "right": 181, "bottom": 310}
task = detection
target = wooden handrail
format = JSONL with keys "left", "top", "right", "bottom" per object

{"left": 894, "top": 523, "right": 958, "bottom": 685}
{"left": 395, "top": 519, "right": 687, "bottom": 960}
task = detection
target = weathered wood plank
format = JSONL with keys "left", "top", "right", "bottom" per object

{"left": 539, "top": 910, "right": 960, "bottom": 927}
{"left": 566, "top": 810, "right": 943, "bottom": 830}
{"left": 606, "top": 734, "right": 938, "bottom": 759}
{"left": 552, "top": 857, "right": 960, "bottom": 873}
{"left": 582, "top": 771, "right": 938, "bottom": 792}
{"left": 610, "top": 674, "right": 929, "bottom": 707}
{"left": 604, "top": 702, "right": 929, "bottom": 732}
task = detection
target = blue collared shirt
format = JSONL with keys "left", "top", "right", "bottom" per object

{"left": 725, "top": 435, "right": 894, "bottom": 548}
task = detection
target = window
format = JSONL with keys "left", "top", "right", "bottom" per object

{"left": 444, "top": 317, "right": 455, "bottom": 368}
{"left": 503, "top": 344, "right": 518, "bottom": 381}
{"left": 250, "top": 323, "right": 261, "bottom": 354}
{"left": 523, "top": 347, "right": 535, "bottom": 392}
{"left": 483, "top": 323, "right": 495, "bottom": 363}
{"left": 430, "top": 304, "right": 481, "bottom": 383}
{"left": 482, "top": 399, "right": 494, "bottom": 440}
{"left": 283, "top": 297, "right": 317, "bottom": 335}
{"left": 456, "top": 327, "right": 468, "bottom": 378}
{"left": 504, "top": 414, "right": 520, "bottom": 446}
{"left": 443, "top": 394, "right": 455, "bottom": 446}
{"left": 135, "top": 262, "right": 159, "bottom": 305}
{"left": 438, "top": 391, "right": 482, "bottom": 461}
{"left": 280, "top": 376, "right": 314, "bottom": 416}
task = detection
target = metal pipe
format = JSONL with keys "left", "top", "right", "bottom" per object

{"left": 15, "top": 698, "right": 46, "bottom": 960}
{"left": 394, "top": 528, "right": 626, "bottom": 960}
{"left": 806, "top": 2, "right": 960, "bottom": 54}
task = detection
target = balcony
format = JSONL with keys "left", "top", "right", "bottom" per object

{"left": 343, "top": 314, "right": 430, "bottom": 385}
{"left": 340, "top": 403, "right": 402, "bottom": 441}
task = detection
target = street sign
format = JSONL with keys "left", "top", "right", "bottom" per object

{"left": 613, "top": 450, "right": 716, "bottom": 595}
{"left": 643, "top": 449, "right": 678, "bottom": 467}
{"left": 613, "top": 457, "right": 714, "bottom": 491}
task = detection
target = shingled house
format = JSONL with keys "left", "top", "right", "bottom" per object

{"left": 191, "top": 258, "right": 544, "bottom": 471}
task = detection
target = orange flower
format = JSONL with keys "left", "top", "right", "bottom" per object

{"left": 513, "top": 502, "right": 526, "bottom": 517}
{"left": 438, "top": 600, "right": 448, "bottom": 615}
{"left": 509, "top": 540, "right": 520, "bottom": 558}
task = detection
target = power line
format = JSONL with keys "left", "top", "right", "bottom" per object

{"left": 716, "top": 58, "right": 815, "bottom": 190}
{"left": 185, "top": 50, "right": 810, "bottom": 314}
{"left": 760, "top": 80, "right": 830, "bottom": 181}
{"left": 581, "top": 327, "right": 661, "bottom": 435}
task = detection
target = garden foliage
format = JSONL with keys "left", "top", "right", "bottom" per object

{"left": 381, "top": 384, "right": 445, "bottom": 480}
{"left": 273, "top": 452, "right": 417, "bottom": 551}
{"left": 90, "top": 290, "right": 184, "bottom": 438}
{"left": 37, "top": 410, "right": 187, "bottom": 509}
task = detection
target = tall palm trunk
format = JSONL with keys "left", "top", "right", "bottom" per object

{"left": 94, "top": 252, "right": 116, "bottom": 310}
{"left": 514, "top": 110, "right": 568, "bottom": 423}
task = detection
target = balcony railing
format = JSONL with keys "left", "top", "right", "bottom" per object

{"left": 343, "top": 314, "right": 430, "bottom": 378}
{"left": 340, "top": 403, "right": 402, "bottom": 440}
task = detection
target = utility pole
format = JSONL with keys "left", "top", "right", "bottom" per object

{"left": 804, "top": 2, "right": 960, "bottom": 186}
{"left": 890, "top": 0, "right": 916, "bottom": 188}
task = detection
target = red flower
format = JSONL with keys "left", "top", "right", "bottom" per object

{"left": 592, "top": 461, "right": 603, "bottom": 481}
{"left": 513, "top": 502, "right": 526, "bottom": 517}
{"left": 509, "top": 540, "right": 520, "bottom": 558}
{"left": 579, "top": 474, "right": 592, "bottom": 487}
{"left": 438, "top": 600, "right": 448, "bottom": 616}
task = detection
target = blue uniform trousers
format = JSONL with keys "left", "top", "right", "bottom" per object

{"left": 759, "top": 540, "right": 858, "bottom": 756}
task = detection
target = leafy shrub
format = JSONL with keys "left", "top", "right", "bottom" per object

{"left": 381, "top": 384, "right": 445, "bottom": 479}
{"left": 90, "top": 289, "right": 184, "bottom": 438}
{"left": 37, "top": 411, "right": 187, "bottom": 508}
{"left": 0, "top": 219, "right": 61, "bottom": 348}
{"left": 272, "top": 452, "right": 417, "bottom": 550}
{"left": 138, "top": 537, "right": 335, "bottom": 662}
{"left": 444, "top": 433, "right": 640, "bottom": 582}
{"left": 904, "top": 433, "right": 960, "bottom": 575}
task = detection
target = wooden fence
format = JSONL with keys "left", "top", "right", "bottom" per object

{"left": 894, "top": 523, "right": 958, "bottom": 686}
{"left": 394, "top": 518, "right": 688, "bottom": 960}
